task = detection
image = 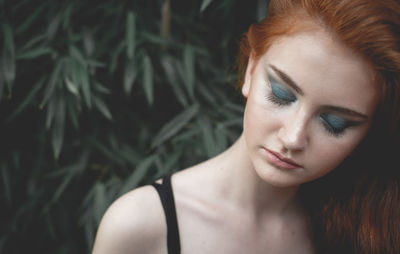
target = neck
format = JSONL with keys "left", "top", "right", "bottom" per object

{"left": 214, "top": 134, "right": 301, "bottom": 218}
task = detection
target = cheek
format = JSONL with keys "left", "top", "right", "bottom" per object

{"left": 244, "top": 94, "right": 282, "bottom": 142}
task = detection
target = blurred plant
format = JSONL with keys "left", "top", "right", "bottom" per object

{"left": 0, "top": 0, "right": 268, "bottom": 253}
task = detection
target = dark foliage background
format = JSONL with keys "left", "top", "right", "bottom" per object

{"left": 0, "top": 0, "right": 268, "bottom": 253}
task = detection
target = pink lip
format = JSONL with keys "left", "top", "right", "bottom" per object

{"left": 263, "top": 148, "right": 302, "bottom": 170}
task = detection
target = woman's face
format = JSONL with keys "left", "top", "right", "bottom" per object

{"left": 242, "top": 29, "right": 379, "bottom": 187}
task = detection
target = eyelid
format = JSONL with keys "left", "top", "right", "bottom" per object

{"left": 268, "top": 74, "right": 296, "bottom": 101}
{"left": 267, "top": 72, "right": 297, "bottom": 95}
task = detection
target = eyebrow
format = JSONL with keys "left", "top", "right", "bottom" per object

{"left": 268, "top": 64, "right": 304, "bottom": 96}
{"left": 323, "top": 105, "right": 369, "bottom": 119}
{"left": 268, "top": 64, "right": 369, "bottom": 120}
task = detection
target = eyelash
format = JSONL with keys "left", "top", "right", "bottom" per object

{"left": 265, "top": 78, "right": 351, "bottom": 137}
{"left": 320, "top": 118, "right": 347, "bottom": 137}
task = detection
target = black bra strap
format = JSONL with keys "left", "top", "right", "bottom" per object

{"left": 152, "top": 176, "right": 181, "bottom": 254}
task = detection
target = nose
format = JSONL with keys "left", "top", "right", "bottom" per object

{"left": 277, "top": 109, "right": 309, "bottom": 151}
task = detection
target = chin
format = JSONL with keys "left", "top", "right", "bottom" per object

{"left": 253, "top": 164, "right": 304, "bottom": 188}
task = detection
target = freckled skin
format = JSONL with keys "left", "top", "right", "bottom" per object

{"left": 92, "top": 28, "right": 379, "bottom": 254}
{"left": 242, "top": 29, "right": 379, "bottom": 187}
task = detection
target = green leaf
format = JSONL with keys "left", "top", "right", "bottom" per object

{"left": 197, "top": 81, "right": 217, "bottom": 105}
{"left": 257, "top": 0, "right": 269, "bottom": 22}
{"left": 51, "top": 172, "right": 73, "bottom": 203}
{"left": 94, "top": 82, "right": 111, "bottom": 94}
{"left": 184, "top": 44, "right": 195, "bottom": 99}
{"left": 123, "top": 58, "right": 137, "bottom": 94}
{"left": 70, "top": 46, "right": 87, "bottom": 68}
{"left": 89, "top": 138, "right": 125, "bottom": 166}
{"left": 126, "top": 12, "right": 136, "bottom": 59}
{"left": 1, "top": 163, "right": 11, "bottom": 205}
{"left": 6, "top": 76, "right": 45, "bottom": 122}
{"left": 52, "top": 95, "right": 66, "bottom": 160}
{"left": 15, "top": 4, "right": 46, "bottom": 35}
{"left": 93, "top": 182, "right": 107, "bottom": 225}
{"left": 119, "top": 155, "right": 156, "bottom": 195}
{"left": 83, "top": 31, "right": 95, "bottom": 57}
{"left": 65, "top": 77, "right": 79, "bottom": 95}
{"left": 199, "top": 118, "right": 218, "bottom": 157}
{"left": 200, "top": 0, "right": 213, "bottom": 12}
{"left": 92, "top": 95, "right": 112, "bottom": 120}
{"left": 161, "top": 56, "right": 188, "bottom": 107}
{"left": 16, "top": 48, "right": 53, "bottom": 60}
{"left": 42, "top": 58, "right": 64, "bottom": 106}
{"left": 45, "top": 96, "right": 57, "bottom": 129}
{"left": 0, "top": 65, "right": 4, "bottom": 100}
{"left": 2, "top": 23, "right": 14, "bottom": 52}
{"left": 109, "top": 41, "right": 125, "bottom": 74}
{"left": 66, "top": 95, "right": 79, "bottom": 129}
{"left": 142, "top": 54, "right": 153, "bottom": 105}
{"left": 2, "top": 23, "right": 16, "bottom": 91}
{"left": 151, "top": 103, "right": 199, "bottom": 148}
{"left": 46, "top": 13, "right": 61, "bottom": 40}
{"left": 62, "top": 2, "right": 74, "bottom": 29}
{"left": 20, "top": 34, "right": 46, "bottom": 52}
{"left": 69, "top": 53, "right": 91, "bottom": 108}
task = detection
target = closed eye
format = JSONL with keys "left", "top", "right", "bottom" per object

{"left": 320, "top": 113, "right": 361, "bottom": 137}
{"left": 266, "top": 74, "right": 297, "bottom": 106}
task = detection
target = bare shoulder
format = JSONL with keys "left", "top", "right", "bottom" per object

{"left": 91, "top": 184, "right": 166, "bottom": 254}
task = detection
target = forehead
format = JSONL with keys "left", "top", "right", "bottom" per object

{"left": 260, "top": 30, "right": 379, "bottom": 114}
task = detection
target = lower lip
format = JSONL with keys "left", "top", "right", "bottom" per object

{"left": 263, "top": 149, "right": 300, "bottom": 170}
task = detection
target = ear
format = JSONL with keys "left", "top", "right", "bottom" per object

{"left": 241, "top": 52, "right": 256, "bottom": 98}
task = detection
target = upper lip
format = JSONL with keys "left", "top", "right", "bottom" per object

{"left": 265, "top": 148, "right": 302, "bottom": 167}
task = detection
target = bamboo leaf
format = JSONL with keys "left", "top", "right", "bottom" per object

{"left": 2, "top": 23, "right": 16, "bottom": 91}
{"left": 17, "top": 48, "right": 53, "bottom": 60}
{"left": 184, "top": 44, "right": 195, "bottom": 99}
{"left": 15, "top": 4, "right": 46, "bottom": 34}
{"left": 0, "top": 65, "right": 4, "bottom": 100}
{"left": 51, "top": 173, "right": 73, "bottom": 203}
{"left": 62, "top": 2, "right": 74, "bottom": 29}
{"left": 6, "top": 76, "right": 45, "bottom": 122}
{"left": 94, "top": 82, "right": 111, "bottom": 94}
{"left": 257, "top": 0, "right": 269, "bottom": 22}
{"left": 215, "top": 124, "right": 229, "bottom": 153}
{"left": 2, "top": 23, "right": 14, "bottom": 52}
{"left": 151, "top": 103, "right": 199, "bottom": 148}
{"left": 93, "top": 182, "right": 107, "bottom": 225}
{"left": 109, "top": 41, "right": 125, "bottom": 74}
{"left": 142, "top": 54, "right": 153, "bottom": 105}
{"left": 123, "top": 58, "right": 137, "bottom": 94}
{"left": 1, "top": 163, "right": 11, "bottom": 205}
{"left": 65, "top": 77, "right": 79, "bottom": 95}
{"left": 83, "top": 31, "right": 95, "bottom": 57}
{"left": 46, "top": 13, "right": 61, "bottom": 40}
{"left": 52, "top": 95, "right": 66, "bottom": 160}
{"left": 92, "top": 95, "right": 112, "bottom": 120}
{"left": 89, "top": 138, "right": 125, "bottom": 166}
{"left": 197, "top": 81, "right": 217, "bottom": 105}
{"left": 42, "top": 58, "right": 64, "bottom": 106}
{"left": 119, "top": 155, "right": 156, "bottom": 195}
{"left": 45, "top": 96, "right": 57, "bottom": 129}
{"left": 66, "top": 95, "right": 79, "bottom": 129}
{"left": 20, "top": 35, "right": 46, "bottom": 52}
{"left": 126, "top": 12, "right": 136, "bottom": 59}
{"left": 69, "top": 53, "right": 91, "bottom": 108}
{"left": 199, "top": 118, "right": 218, "bottom": 157}
{"left": 200, "top": 0, "right": 213, "bottom": 12}
{"left": 161, "top": 56, "right": 188, "bottom": 107}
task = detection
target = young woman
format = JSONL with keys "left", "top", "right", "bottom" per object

{"left": 92, "top": 0, "right": 400, "bottom": 253}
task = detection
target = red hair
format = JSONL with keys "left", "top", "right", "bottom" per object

{"left": 238, "top": 0, "right": 400, "bottom": 253}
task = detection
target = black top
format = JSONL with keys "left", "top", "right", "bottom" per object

{"left": 152, "top": 175, "right": 181, "bottom": 254}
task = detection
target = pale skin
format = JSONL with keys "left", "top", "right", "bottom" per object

{"left": 92, "top": 26, "right": 379, "bottom": 254}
